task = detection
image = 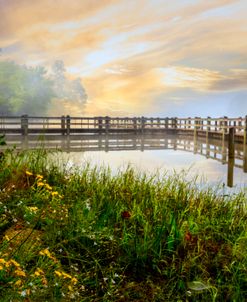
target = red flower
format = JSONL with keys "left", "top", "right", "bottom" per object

{"left": 185, "top": 231, "right": 192, "bottom": 241}
{"left": 121, "top": 211, "right": 131, "bottom": 219}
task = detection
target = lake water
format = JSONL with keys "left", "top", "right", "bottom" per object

{"left": 3, "top": 132, "right": 247, "bottom": 192}
{"left": 38, "top": 133, "right": 247, "bottom": 193}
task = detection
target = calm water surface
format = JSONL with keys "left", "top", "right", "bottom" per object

{"left": 4, "top": 133, "right": 247, "bottom": 192}
{"left": 59, "top": 148, "right": 247, "bottom": 193}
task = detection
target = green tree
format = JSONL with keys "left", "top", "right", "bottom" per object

{"left": 0, "top": 61, "right": 54, "bottom": 115}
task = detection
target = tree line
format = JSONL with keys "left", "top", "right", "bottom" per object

{"left": 0, "top": 60, "right": 87, "bottom": 116}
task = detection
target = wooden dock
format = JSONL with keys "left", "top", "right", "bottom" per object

{"left": 1, "top": 115, "right": 247, "bottom": 187}
{"left": 0, "top": 115, "right": 247, "bottom": 144}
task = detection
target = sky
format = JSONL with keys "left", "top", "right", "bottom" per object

{"left": 0, "top": 0, "right": 247, "bottom": 117}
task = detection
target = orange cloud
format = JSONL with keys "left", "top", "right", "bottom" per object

{"left": 1, "top": 0, "right": 246, "bottom": 116}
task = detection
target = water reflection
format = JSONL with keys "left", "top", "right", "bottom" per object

{"left": 3, "top": 133, "right": 247, "bottom": 188}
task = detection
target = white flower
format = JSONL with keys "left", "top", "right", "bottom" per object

{"left": 20, "top": 290, "right": 26, "bottom": 297}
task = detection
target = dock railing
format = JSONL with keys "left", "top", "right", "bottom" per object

{"left": 0, "top": 116, "right": 246, "bottom": 141}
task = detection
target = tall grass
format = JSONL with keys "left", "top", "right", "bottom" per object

{"left": 0, "top": 148, "right": 246, "bottom": 301}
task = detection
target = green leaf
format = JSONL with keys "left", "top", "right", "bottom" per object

{"left": 187, "top": 281, "right": 211, "bottom": 291}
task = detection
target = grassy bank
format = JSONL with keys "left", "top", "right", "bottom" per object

{"left": 0, "top": 148, "right": 246, "bottom": 301}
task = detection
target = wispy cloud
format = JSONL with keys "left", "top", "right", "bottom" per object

{"left": 160, "top": 66, "right": 247, "bottom": 91}
{"left": 1, "top": 0, "right": 246, "bottom": 116}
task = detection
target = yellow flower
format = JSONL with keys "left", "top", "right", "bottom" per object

{"left": 15, "top": 269, "right": 26, "bottom": 277}
{"left": 54, "top": 270, "right": 62, "bottom": 277}
{"left": 39, "top": 249, "right": 57, "bottom": 262}
{"left": 15, "top": 279, "right": 23, "bottom": 287}
{"left": 5, "top": 261, "right": 11, "bottom": 268}
{"left": 68, "top": 285, "right": 73, "bottom": 291}
{"left": 45, "top": 184, "right": 52, "bottom": 191}
{"left": 62, "top": 272, "right": 72, "bottom": 279}
{"left": 0, "top": 258, "right": 6, "bottom": 265}
{"left": 0, "top": 265, "right": 4, "bottom": 270}
{"left": 25, "top": 171, "right": 33, "bottom": 176}
{"left": 33, "top": 268, "right": 44, "bottom": 277}
{"left": 37, "top": 182, "right": 45, "bottom": 187}
{"left": 36, "top": 174, "right": 43, "bottom": 179}
{"left": 10, "top": 259, "right": 21, "bottom": 267}
{"left": 51, "top": 191, "right": 59, "bottom": 196}
{"left": 28, "top": 206, "right": 38, "bottom": 213}
{"left": 71, "top": 277, "right": 78, "bottom": 284}
{"left": 39, "top": 249, "right": 51, "bottom": 258}
{"left": 4, "top": 235, "right": 10, "bottom": 241}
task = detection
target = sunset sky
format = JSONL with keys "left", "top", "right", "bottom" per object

{"left": 1, "top": 0, "right": 247, "bottom": 117}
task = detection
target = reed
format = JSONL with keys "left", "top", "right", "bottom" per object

{"left": 0, "top": 148, "right": 246, "bottom": 301}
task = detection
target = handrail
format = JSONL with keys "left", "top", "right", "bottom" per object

{"left": 0, "top": 115, "right": 246, "bottom": 137}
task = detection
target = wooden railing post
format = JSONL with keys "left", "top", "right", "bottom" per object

{"left": 157, "top": 118, "right": 160, "bottom": 128}
{"left": 228, "top": 127, "right": 235, "bottom": 158}
{"left": 98, "top": 117, "right": 102, "bottom": 132}
{"left": 183, "top": 119, "right": 186, "bottom": 130}
{"left": 220, "top": 117, "right": 223, "bottom": 133}
{"left": 133, "top": 117, "right": 137, "bottom": 133}
{"left": 174, "top": 117, "right": 177, "bottom": 129}
{"left": 238, "top": 117, "right": 242, "bottom": 135}
{"left": 61, "top": 115, "right": 66, "bottom": 135}
{"left": 66, "top": 115, "right": 70, "bottom": 135}
{"left": 227, "top": 127, "right": 235, "bottom": 187}
{"left": 221, "top": 116, "right": 227, "bottom": 163}
{"left": 150, "top": 117, "right": 153, "bottom": 128}
{"left": 194, "top": 117, "right": 198, "bottom": 140}
{"left": 224, "top": 116, "right": 228, "bottom": 133}
{"left": 116, "top": 117, "right": 119, "bottom": 130}
{"left": 193, "top": 117, "right": 198, "bottom": 153}
{"left": 188, "top": 117, "right": 191, "bottom": 129}
{"left": 165, "top": 117, "right": 169, "bottom": 129}
{"left": 141, "top": 116, "right": 145, "bottom": 133}
{"left": 21, "top": 114, "right": 28, "bottom": 136}
{"left": 199, "top": 117, "right": 202, "bottom": 130}
{"left": 221, "top": 116, "right": 226, "bottom": 141}
{"left": 105, "top": 116, "right": 110, "bottom": 134}
{"left": 206, "top": 116, "right": 211, "bottom": 140}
